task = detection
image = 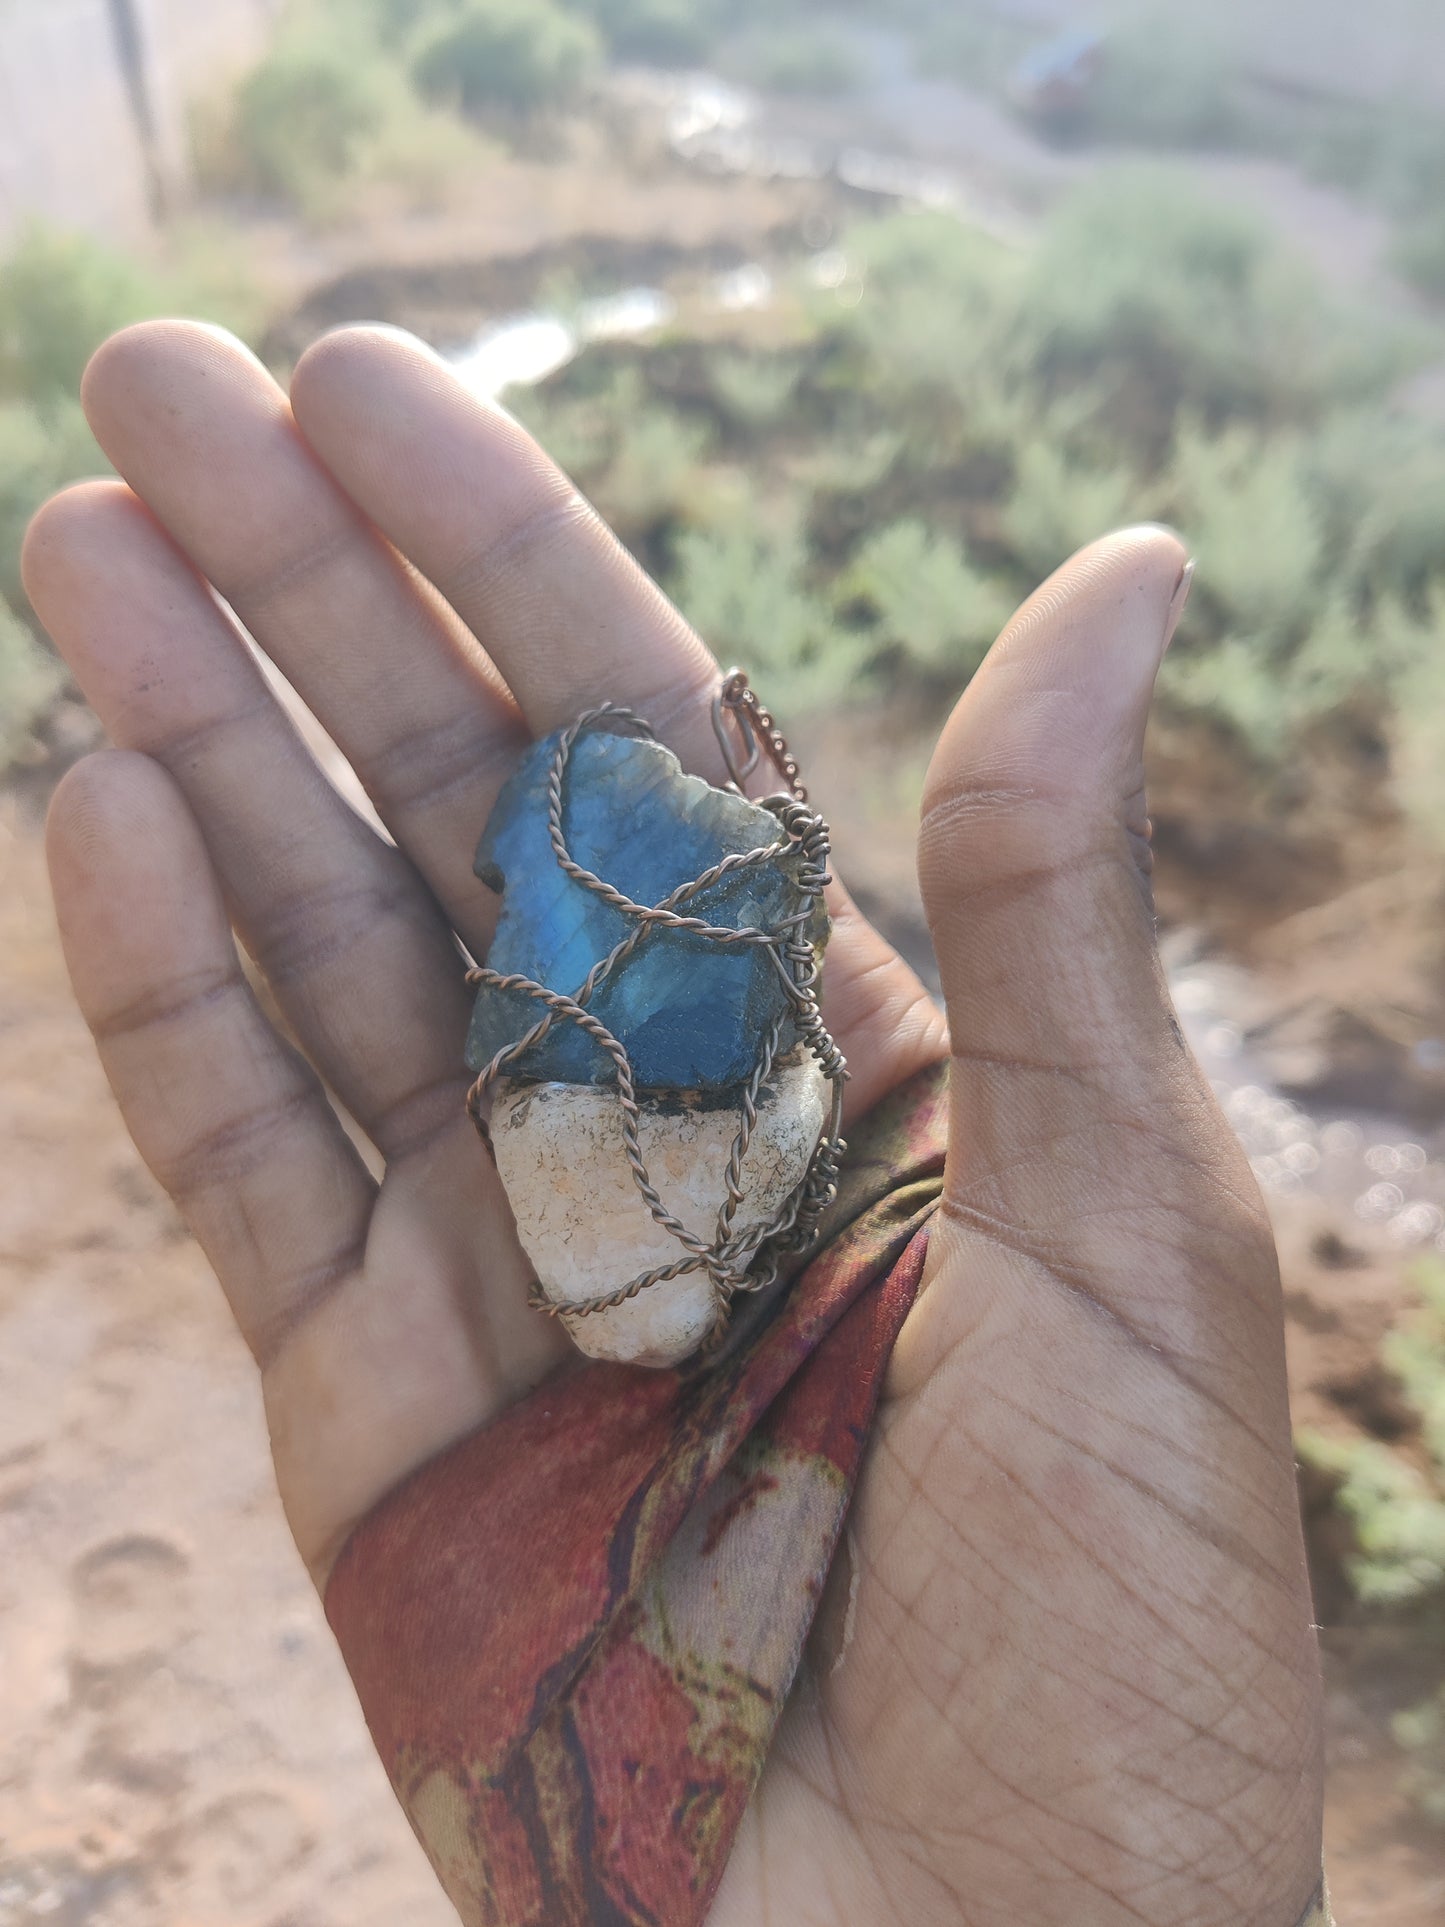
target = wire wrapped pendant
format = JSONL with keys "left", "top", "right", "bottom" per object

{"left": 465, "top": 672, "right": 847, "bottom": 1368}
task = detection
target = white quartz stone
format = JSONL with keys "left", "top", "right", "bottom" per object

{"left": 490, "top": 1056, "right": 830, "bottom": 1368}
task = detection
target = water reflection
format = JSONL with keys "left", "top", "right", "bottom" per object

{"left": 1178, "top": 959, "right": 1445, "bottom": 1250}
{"left": 451, "top": 287, "right": 676, "bottom": 400}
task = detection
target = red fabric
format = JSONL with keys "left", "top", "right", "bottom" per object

{"left": 325, "top": 1063, "right": 949, "bottom": 1926}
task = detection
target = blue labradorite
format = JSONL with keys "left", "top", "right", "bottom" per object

{"left": 466, "top": 726, "right": 827, "bottom": 1090}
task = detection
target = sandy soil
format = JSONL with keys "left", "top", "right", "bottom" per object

{"left": 0, "top": 808, "right": 451, "bottom": 1925}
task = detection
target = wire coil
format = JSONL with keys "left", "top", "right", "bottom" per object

{"left": 465, "top": 673, "right": 848, "bottom": 1342}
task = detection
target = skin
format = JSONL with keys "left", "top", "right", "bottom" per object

{"left": 28, "top": 321, "right": 1323, "bottom": 1927}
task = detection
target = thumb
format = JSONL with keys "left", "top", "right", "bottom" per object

{"left": 919, "top": 524, "right": 1192, "bottom": 1103}
{"left": 905, "top": 526, "right": 1279, "bottom": 1370}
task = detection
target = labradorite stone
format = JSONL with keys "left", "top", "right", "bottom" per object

{"left": 466, "top": 726, "right": 827, "bottom": 1091}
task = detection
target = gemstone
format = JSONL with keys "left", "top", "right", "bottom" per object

{"left": 466, "top": 725, "right": 828, "bottom": 1092}
{"left": 489, "top": 1055, "right": 830, "bottom": 1367}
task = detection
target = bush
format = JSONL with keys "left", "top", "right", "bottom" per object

{"left": 596, "top": 401, "right": 714, "bottom": 533}
{"left": 196, "top": 3, "right": 493, "bottom": 220}
{"left": 575, "top": 0, "right": 712, "bottom": 64}
{"left": 1388, "top": 607, "right": 1445, "bottom": 845}
{"left": 843, "top": 519, "right": 1014, "bottom": 679}
{"left": 668, "top": 512, "right": 855, "bottom": 709}
{"left": 0, "top": 596, "right": 62, "bottom": 769}
{"left": 0, "top": 228, "right": 163, "bottom": 399}
{"left": 731, "top": 29, "right": 861, "bottom": 98}
{"left": 487, "top": 182, "right": 1445, "bottom": 797}
{"left": 1020, "top": 172, "right": 1394, "bottom": 441}
{"left": 1300, "top": 1260, "right": 1445, "bottom": 1602}
{"left": 225, "top": 20, "right": 395, "bottom": 204}
{"left": 707, "top": 351, "right": 803, "bottom": 430}
{"left": 1306, "top": 410, "right": 1445, "bottom": 606}
{"left": 412, "top": 0, "right": 600, "bottom": 119}
{"left": 0, "top": 397, "right": 102, "bottom": 610}
{"left": 1306, "top": 1257, "right": 1445, "bottom": 1826}
{"left": 1001, "top": 440, "right": 1141, "bottom": 579}
{"left": 1078, "top": 15, "right": 1242, "bottom": 149}
{"left": 821, "top": 211, "right": 1021, "bottom": 419}
{"left": 1166, "top": 423, "right": 1324, "bottom": 644}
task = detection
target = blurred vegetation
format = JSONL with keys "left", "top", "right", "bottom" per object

{"left": 6, "top": 0, "right": 1445, "bottom": 814}
{"left": 948, "top": 0, "right": 1445, "bottom": 305}
{"left": 724, "top": 28, "right": 862, "bottom": 99}
{"left": 195, "top": 0, "right": 875, "bottom": 221}
{"left": 0, "top": 221, "right": 269, "bottom": 761}
{"left": 411, "top": 0, "right": 602, "bottom": 122}
{"left": 1300, "top": 1259, "right": 1445, "bottom": 1822}
{"left": 194, "top": 0, "right": 494, "bottom": 220}
{"left": 510, "top": 174, "right": 1445, "bottom": 840}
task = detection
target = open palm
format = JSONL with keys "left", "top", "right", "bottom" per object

{"left": 31, "top": 323, "right": 1322, "bottom": 1927}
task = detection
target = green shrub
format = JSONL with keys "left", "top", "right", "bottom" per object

{"left": 1305, "top": 410, "right": 1445, "bottom": 606}
{"left": 821, "top": 211, "right": 1021, "bottom": 421}
{"left": 1302, "top": 1431, "right": 1445, "bottom": 1606}
{"left": 1300, "top": 1259, "right": 1445, "bottom": 1604}
{"left": 0, "top": 228, "right": 164, "bottom": 399}
{"left": 668, "top": 512, "right": 856, "bottom": 708}
{"left": 1079, "top": 14, "right": 1241, "bottom": 149}
{"left": 792, "top": 428, "right": 903, "bottom": 499}
{"left": 575, "top": 0, "right": 712, "bottom": 63}
{"left": 412, "top": 0, "right": 600, "bottom": 119}
{"left": 226, "top": 19, "right": 395, "bottom": 203}
{"left": 731, "top": 28, "right": 861, "bottom": 97}
{"left": 1000, "top": 440, "right": 1142, "bottom": 579}
{"left": 1393, "top": 210, "right": 1445, "bottom": 300}
{"left": 508, "top": 383, "right": 617, "bottom": 484}
{"left": 197, "top": 2, "right": 492, "bottom": 219}
{"left": 0, "top": 596, "right": 61, "bottom": 769}
{"left": 1387, "top": 607, "right": 1445, "bottom": 845}
{"left": 707, "top": 351, "right": 803, "bottom": 430}
{"left": 1160, "top": 636, "right": 1302, "bottom": 761}
{"left": 1166, "top": 422, "right": 1324, "bottom": 643}
{"left": 595, "top": 402, "right": 713, "bottom": 532}
{"left": 0, "top": 397, "right": 102, "bottom": 610}
{"left": 1020, "top": 172, "right": 1392, "bottom": 440}
{"left": 843, "top": 519, "right": 1014, "bottom": 679}
{"left": 1303, "top": 1257, "right": 1445, "bottom": 1825}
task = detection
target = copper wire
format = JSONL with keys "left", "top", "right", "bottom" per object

{"left": 464, "top": 675, "right": 848, "bottom": 1341}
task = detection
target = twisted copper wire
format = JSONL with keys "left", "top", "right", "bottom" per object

{"left": 465, "top": 677, "right": 848, "bottom": 1338}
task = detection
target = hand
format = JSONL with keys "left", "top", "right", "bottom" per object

{"left": 29, "top": 323, "right": 1322, "bottom": 1927}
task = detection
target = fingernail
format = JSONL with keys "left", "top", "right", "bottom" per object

{"left": 1163, "top": 558, "right": 1196, "bottom": 652}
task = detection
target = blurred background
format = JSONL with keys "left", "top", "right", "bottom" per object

{"left": 2, "top": 1, "right": 1445, "bottom": 1920}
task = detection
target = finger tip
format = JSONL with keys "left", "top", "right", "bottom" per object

{"left": 22, "top": 478, "right": 135, "bottom": 602}
{"left": 46, "top": 750, "right": 221, "bottom": 1013}
{"left": 920, "top": 525, "right": 1194, "bottom": 831}
{"left": 82, "top": 319, "right": 270, "bottom": 449}
{"left": 1003, "top": 523, "right": 1192, "bottom": 678}
{"left": 291, "top": 323, "right": 444, "bottom": 424}
{"left": 1066, "top": 523, "right": 1191, "bottom": 611}
{"left": 46, "top": 748, "right": 171, "bottom": 892}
